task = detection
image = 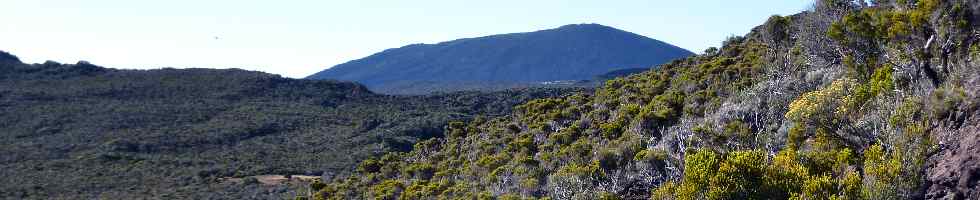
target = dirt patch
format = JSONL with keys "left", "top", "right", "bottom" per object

{"left": 925, "top": 118, "right": 980, "bottom": 199}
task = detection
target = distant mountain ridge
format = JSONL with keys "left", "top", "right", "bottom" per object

{"left": 0, "top": 51, "right": 20, "bottom": 64}
{"left": 307, "top": 24, "right": 693, "bottom": 94}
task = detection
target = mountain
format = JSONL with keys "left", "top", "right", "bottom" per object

{"left": 0, "top": 51, "right": 20, "bottom": 64}
{"left": 311, "top": 1, "right": 980, "bottom": 199}
{"left": 306, "top": 24, "right": 693, "bottom": 94}
{"left": 0, "top": 54, "right": 584, "bottom": 199}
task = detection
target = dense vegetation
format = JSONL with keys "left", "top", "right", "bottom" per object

{"left": 307, "top": 24, "right": 693, "bottom": 94}
{"left": 594, "top": 68, "right": 651, "bottom": 81}
{"left": 0, "top": 55, "right": 584, "bottom": 199}
{"left": 310, "top": 0, "right": 980, "bottom": 199}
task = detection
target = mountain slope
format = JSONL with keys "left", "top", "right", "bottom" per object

{"left": 306, "top": 24, "right": 693, "bottom": 94}
{"left": 0, "top": 54, "right": 583, "bottom": 199}
{"left": 312, "top": 1, "right": 980, "bottom": 199}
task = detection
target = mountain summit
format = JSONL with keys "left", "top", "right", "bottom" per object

{"left": 0, "top": 50, "right": 21, "bottom": 64}
{"left": 306, "top": 24, "right": 693, "bottom": 94}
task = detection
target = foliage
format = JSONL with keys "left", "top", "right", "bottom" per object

{"left": 310, "top": 33, "right": 771, "bottom": 199}
{"left": 0, "top": 59, "right": 580, "bottom": 199}
{"left": 308, "top": 1, "right": 980, "bottom": 198}
{"left": 786, "top": 79, "right": 857, "bottom": 127}
{"left": 10, "top": 0, "right": 977, "bottom": 198}
{"left": 651, "top": 148, "right": 864, "bottom": 200}
{"left": 308, "top": 1, "right": 980, "bottom": 199}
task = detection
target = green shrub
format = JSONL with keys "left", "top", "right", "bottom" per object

{"left": 786, "top": 78, "right": 857, "bottom": 126}
{"left": 550, "top": 124, "right": 581, "bottom": 145}
{"left": 868, "top": 65, "right": 894, "bottom": 96}
{"left": 508, "top": 134, "right": 537, "bottom": 153}
{"left": 723, "top": 120, "right": 752, "bottom": 144}
{"left": 765, "top": 15, "right": 791, "bottom": 42}
{"left": 369, "top": 180, "right": 404, "bottom": 200}
{"left": 634, "top": 149, "right": 667, "bottom": 163}
{"left": 928, "top": 87, "right": 966, "bottom": 120}
{"left": 862, "top": 144, "right": 900, "bottom": 199}
{"left": 359, "top": 158, "right": 382, "bottom": 174}
{"left": 310, "top": 180, "right": 327, "bottom": 191}
{"left": 691, "top": 123, "right": 724, "bottom": 146}
{"left": 596, "top": 148, "right": 622, "bottom": 170}
{"left": 706, "top": 151, "right": 767, "bottom": 199}
{"left": 476, "top": 154, "right": 506, "bottom": 171}
{"left": 889, "top": 97, "right": 923, "bottom": 127}
{"left": 650, "top": 181, "right": 678, "bottom": 200}
{"left": 447, "top": 121, "right": 468, "bottom": 138}
{"left": 971, "top": 42, "right": 980, "bottom": 56}
{"left": 909, "top": 0, "right": 939, "bottom": 27}
{"left": 829, "top": 11, "right": 877, "bottom": 43}
{"left": 499, "top": 194, "right": 522, "bottom": 200}
{"left": 560, "top": 138, "right": 593, "bottom": 163}
{"left": 845, "top": 64, "right": 894, "bottom": 110}
{"left": 652, "top": 148, "right": 863, "bottom": 200}
{"left": 598, "top": 192, "right": 621, "bottom": 200}
{"left": 519, "top": 177, "right": 540, "bottom": 189}
{"left": 556, "top": 162, "right": 604, "bottom": 179}
{"left": 678, "top": 149, "right": 720, "bottom": 198}
{"left": 787, "top": 124, "right": 806, "bottom": 150}
{"left": 403, "top": 163, "right": 435, "bottom": 180}
{"left": 600, "top": 118, "right": 626, "bottom": 139}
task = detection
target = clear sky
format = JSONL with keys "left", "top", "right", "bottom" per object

{"left": 1, "top": 0, "right": 812, "bottom": 78}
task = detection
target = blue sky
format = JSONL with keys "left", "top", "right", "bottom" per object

{"left": 1, "top": 0, "right": 812, "bottom": 78}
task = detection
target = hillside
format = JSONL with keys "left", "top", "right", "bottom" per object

{"left": 595, "top": 68, "right": 651, "bottom": 81}
{"left": 0, "top": 53, "right": 583, "bottom": 199}
{"left": 306, "top": 24, "right": 693, "bottom": 94}
{"left": 311, "top": 1, "right": 980, "bottom": 199}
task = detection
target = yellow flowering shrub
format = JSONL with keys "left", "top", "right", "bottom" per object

{"left": 785, "top": 79, "right": 858, "bottom": 126}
